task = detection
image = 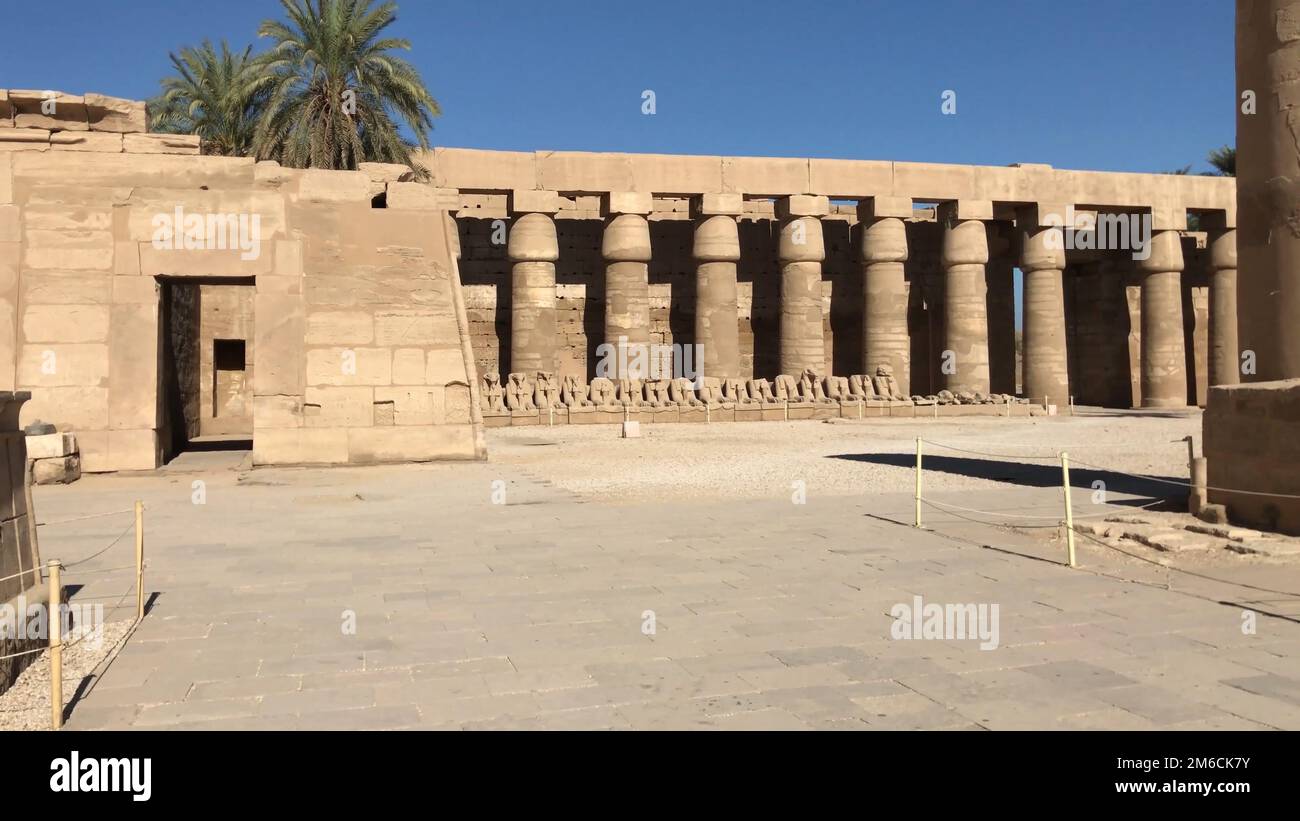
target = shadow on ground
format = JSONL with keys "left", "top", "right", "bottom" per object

{"left": 830, "top": 452, "right": 1183, "bottom": 499}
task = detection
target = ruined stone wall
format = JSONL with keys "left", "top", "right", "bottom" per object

{"left": 1, "top": 90, "right": 483, "bottom": 471}
{"left": 0, "top": 392, "right": 41, "bottom": 695}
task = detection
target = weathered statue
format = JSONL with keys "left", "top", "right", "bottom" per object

{"left": 533, "top": 371, "right": 561, "bottom": 409}
{"left": 618, "top": 377, "right": 645, "bottom": 407}
{"left": 560, "top": 374, "right": 591, "bottom": 408}
{"left": 697, "top": 376, "right": 725, "bottom": 407}
{"left": 848, "top": 374, "right": 876, "bottom": 401}
{"left": 506, "top": 372, "right": 537, "bottom": 411}
{"left": 936, "top": 390, "right": 957, "bottom": 405}
{"left": 825, "top": 375, "right": 850, "bottom": 403}
{"left": 670, "top": 378, "right": 702, "bottom": 407}
{"left": 872, "top": 364, "right": 907, "bottom": 401}
{"left": 799, "top": 369, "right": 832, "bottom": 403}
{"left": 774, "top": 374, "right": 802, "bottom": 402}
{"left": 589, "top": 377, "right": 618, "bottom": 408}
{"left": 482, "top": 372, "right": 507, "bottom": 412}
{"left": 747, "top": 377, "right": 777, "bottom": 404}
{"left": 723, "top": 378, "right": 750, "bottom": 405}
{"left": 644, "top": 378, "right": 673, "bottom": 408}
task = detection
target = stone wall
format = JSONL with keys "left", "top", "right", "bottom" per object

{"left": 1, "top": 90, "right": 483, "bottom": 471}
{"left": 197, "top": 283, "right": 254, "bottom": 437}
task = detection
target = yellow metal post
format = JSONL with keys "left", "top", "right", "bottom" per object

{"left": 915, "top": 438, "right": 923, "bottom": 528}
{"left": 134, "top": 500, "right": 144, "bottom": 622}
{"left": 48, "top": 560, "right": 63, "bottom": 730}
{"left": 1061, "top": 452, "right": 1076, "bottom": 568}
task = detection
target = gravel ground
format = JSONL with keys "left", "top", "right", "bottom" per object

{"left": 487, "top": 407, "right": 1203, "bottom": 502}
{"left": 0, "top": 619, "right": 134, "bottom": 731}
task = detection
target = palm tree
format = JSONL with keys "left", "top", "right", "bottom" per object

{"left": 1207, "top": 145, "right": 1235, "bottom": 176}
{"left": 254, "top": 0, "right": 440, "bottom": 174}
{"left": 148, "top": 40, "right": 272, "bottom": 157}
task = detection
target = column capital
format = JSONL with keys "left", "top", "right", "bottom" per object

{"left": 937, "top": 199, "right": 993, "bottom": 223}
{"left": 1020, "top": 224, "right": 1066, "bottom": 272}
{"left": 859, "top": 216, "right": 908, "bottom": 264}
{"left": 775, "top": 194, "right": 830, "bottom": 220}
{"left": 507, "top": 211, "right": 559, "bottom": 261}
{"left": 693, "top": 214, "right": 740, "bottom": 261}
{"left": 601, "top": 212, "right": 651, "bottom": 261}
{"left": 1137, "top": 229, "right": 1185, "bottom": 273}
{"left": 941, "top": 217, "right": 989, "bottom": 266}
{"left": 1208, "top": 227, "right": 1237, "bottom": 270}
{"left": 508, "top": 189, "right": 562, "bottom": 215}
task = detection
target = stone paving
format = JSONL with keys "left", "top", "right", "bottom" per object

{"left": 27, "top": 440, "right": 1300, "bottom": 730}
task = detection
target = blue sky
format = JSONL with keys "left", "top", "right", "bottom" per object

{"left": 2, "top": 0, "right": 1233, "bottom": 173}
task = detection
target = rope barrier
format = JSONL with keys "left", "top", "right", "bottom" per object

{"left": 36, "top": 508, "right": 135, "bottom": 528}
{"left": 60, "top": 521, "right": 134, "bottom": 569}
{"left": 0, "top": 645, "right": 46, "bottom": 661}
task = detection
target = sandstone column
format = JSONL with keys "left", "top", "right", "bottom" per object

{"left": 938, "top": 202, "right": 992, "bottom": 394}
{"left": 858, "top": 197, "right": 911, "bottom": 392}
{"left": 1238, "top": 0, "right": 1300, "bottom": 381}
{"left": 985, "top": 223, "right": 1017, "bottom": 395}
{"left": 506, "top": 204, "right": 560, "bottom": 375}
{"left": 601, "top": 193, "right": 653, "bottom": 377}
{"left": 692, "top": 195, "right": 743, "bottom": 381}
{"left": 1207, "top": 225, "right": 1239, "bottom": 387}
{"left": 1138, "top": 229, "right": 1187, "bottom": 408}
{"left": 777, "top": 196, "right": 829, "bottom": 375}
{"left": 1020, "top": 211, "right": 1070, "bottom": 406}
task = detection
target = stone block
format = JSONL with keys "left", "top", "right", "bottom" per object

{"left": 722, "top": 156, "right": 808, "bottom": 195}
{"left": 297, "top": 169, "right": 376, "bottom": 203}
{"left": 0, "top": 155, "right": 11, "bottom": 204}
{"left": 0, "top": 129, "right": 51, "bottom": 151}
{"left": 49, "top": 132, "right": 124, "bottom": 153}
{"left": 775, "top": 195, "right": 831, "bottom": 219}
{"left": 538, "top": 151, "right": 633, "bottom": 193}
{"left": 253, "top": 294, "right": 304, "bottom": 395}
{"left": 109, "top": 301, "right": 159, "bottom": 428}
{"left": 426, "top": 147, "right": 538, "bottom": 191}
{"left": 509, "top": 189, "right": 562, "bottom": 214}
{"left": 122, "top": 133, "right": 201, "bottom": 155}
{"left": 274, "top": 240, "right": 303, "bottom": 276}
{"left": 425, "top": 347, "right": 467, "bottom": 385}
{"left": 357, "top": 162, "right": 414, "bottom": 183}
{"left": 374, "top": 311, "right": 446, "bottom": 346}
{"left": 22, "top": 229, "right": 112, "bottom": 271}
{"left": 374, "top": 387, "right": 435, "bottom": 425}
{"left": 602, "top": 191, "right": 653, "bottom": 216}
{"left": 391, "top": 349, "right": 425, "bottom": 385}
{"left": 17, "top": 343, "right": 108, "bottom": 387}
{"left": 10, "top": 90, "right": 87, "bottom": 130}
{"left": 111, "top": 275, "right": 157, "bottom": 304}
{"left": 808, "top": 159, "right": 893, "bottom": 198}
{"left": 305, "top": 311, "right": 374, "bottom": 345}
{"left": 621, "top": 420, "right": 641, "bottom": 438}
{"left": 22, "top": 304, "right": 110, "bottom": 343}
{"left": 305, "top": 347, "right": 391, "bottom": 386}
{"left": 254, "top": 395, "right": 302, "bottom": 429}
{"left": 18, "top": 386, "right": 107, "bottom": 432}
{"left": 0, "top": 205, "right": 16, "bottom": 242}
{"left": 83, "top": 93, "right": 147, "bottom": 133}
{"left": 106, "top": 428, "right": 158, "bottom": 471}
{"left": 937, "top": 200, "right": 994, "bottom": 222}
{"left": 304, "top": 386, "right": 374, "bottom": 427}
{"left": 252, "top": 427, "right": 349, "bottom": 466}
{"left": 32, "top": 455, "right": 80, "bottom": 484}
{"left": 386, "top": 182, "right": 456, "bottom": 210}
{"left": 628, "top": 154, "right": 724, "bottom": 194}
{"left": 692, "top": 193, "right": 743, "bottom": 216}
{"left": 25, "top": 431, "right": 76, "bottom": 459}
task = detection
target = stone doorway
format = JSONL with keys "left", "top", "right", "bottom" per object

{"left": 158, "top": 277, "right": 255, "bottom": 463}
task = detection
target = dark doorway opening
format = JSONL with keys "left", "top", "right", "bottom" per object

{"left": 157, "top": 277, "right": 255, "bottom": 463}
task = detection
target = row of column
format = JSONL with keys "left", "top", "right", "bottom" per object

{"left": 505, "top": 197, "right": 1238, "bottom": 406}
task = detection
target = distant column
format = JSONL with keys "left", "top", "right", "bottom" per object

{"left": 601, "top": 193, "right": 653, "bottom": 377}
{"left": 939, "top": 204, "right": 991, "bottom": 394}
{"left": 507, "top": 209, "right": 559, "bottom": 375}
{"left": 858, "top": 197, "right": 911, "bottom": 392}
{"left": 1139, "top": 229, "right": 1187, "bottom": 408}
{"left": 1207, "top": 226, "right": 1239, "bottom": 387}
{"left": 777, "top": 196, "right": 829, "bottom": 375}
{"left": 692, "top": 195, "right": 742, "bottom": 380}
{"left": 1020, "top": 212, "right": 1070, "bottom": 407}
